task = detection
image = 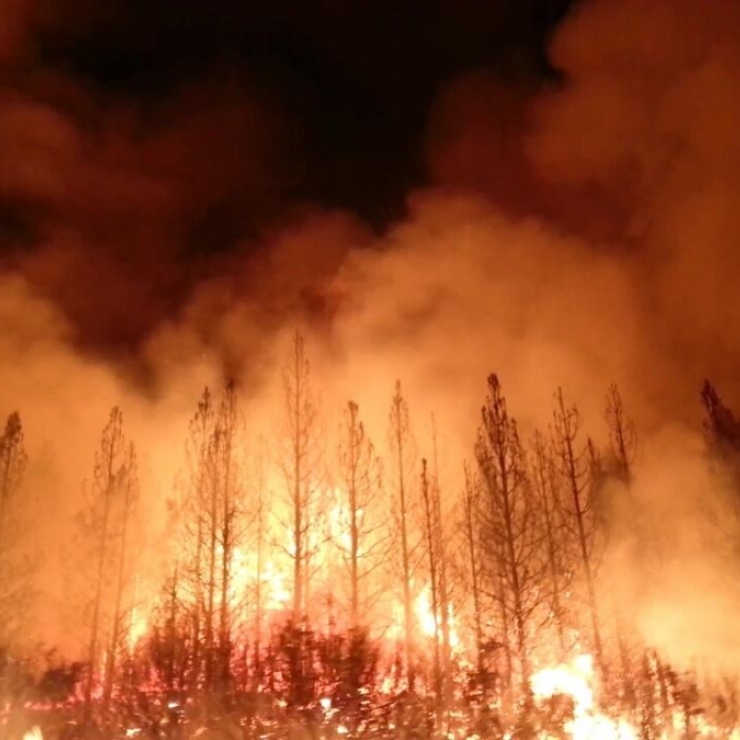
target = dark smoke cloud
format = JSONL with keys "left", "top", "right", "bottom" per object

{"left": 424, "top": 0, "right": 740, "bottom": 413}
{"left": 0, "top": 25, "right": 291, "bottom": 349}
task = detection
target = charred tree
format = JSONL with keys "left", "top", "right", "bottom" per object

{"left": 0, "top": 413, "right": 26, "bottom": 549}
{"left": 279, "top": 331, "right": 324, "bottom": 622}
{"left": 252, "top": 436, "right": 268, "bottom": 689}
{"left": 179, "top": 384, "right": 246, "bottom": 694}
{"left": 460, "top": 463, "right": 485, "bottom": 680}
{"left": 530, "top": 430, "right": 568, "bottom": 658}
{"left": 387, "top": 381, "right": 419, "bottom": 689}
{"left": 0, "top": 412, "right": 29, "bottom": 642}
{"left": 181, "top": 388, "right": 216, "bottom": 694}
{"left": 475, "top": 374, "right": 546, "bottom": 705}
{"left": 701, "top": 380, "right": 740, "bottom": 488}
{"left": 606, "top": 385, "right": 638, "bottom": 486}
{"left": 149, "top": 566, "right": 189, "bottom": 697}
{"left": 79, "top": 407, "right": 130, "bottom": 722}
{"left": 551, "top": 388, "right": 605, "bottom": 675}
{"left": 102, "top": 443, "right": 139, "bottom": 711}
{"left": 336, "top": 400, "right": 384, "bottom": 630}
{"left": 429, "top": 421, "right": 452, "bottom": 687}
{"left": 605, "top": 385, "right": 644, "bottom": 710}
{"left": 212, "top": 383, "right": 243, "bottom": 687}
{"left": 420, "top": 458, "right": 443, "bottom": 705}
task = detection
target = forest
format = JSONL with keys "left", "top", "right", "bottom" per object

{"left": 0, "top": 0, "right": 739, "bottom": 737}
{"left": 1, "top": 331, "right": 739, "bottom": 740}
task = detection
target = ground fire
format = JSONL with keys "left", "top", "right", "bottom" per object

{"left": 1, "top": 346, "right": 740, "bottom": 740}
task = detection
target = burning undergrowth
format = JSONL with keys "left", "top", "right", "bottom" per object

{"left": 1, "top": 332, "right": 740, "bottom": 740}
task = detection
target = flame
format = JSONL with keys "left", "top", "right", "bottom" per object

{"left": 128, "top": 606, "right": 148, "bottom": 649}
{"left": 413, "top": 587, "right": 460, "bottom": 649}
{"left": 531, "top": 655, "right": 637, "bottom": 740}
{"left": 229, "top": 547, "right": 291, "bottom": 613}
{"left": 415, "top": 589, "right": 438, "bottom": 638}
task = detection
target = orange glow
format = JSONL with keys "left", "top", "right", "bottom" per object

{"left": 531, "top": 655, "right": 637, "bottom": 740}
{"left": 413, "top": 587, "right": 459, "bottom": 649}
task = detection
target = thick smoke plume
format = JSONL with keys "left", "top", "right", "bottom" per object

{"left": 1, "top": 0, "right": 740, "bottom": 675}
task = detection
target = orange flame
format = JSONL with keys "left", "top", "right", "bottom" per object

{"left": 531, "top": 655, "right": 637, "bottom": 740}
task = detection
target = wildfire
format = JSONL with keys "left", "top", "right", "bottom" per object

{"left": 113, "top": 476, "right": 733, "bottom": 740}
{"left": 414, "top": 588, "right": 460, "bottom": 649}
{"left": 229, "top": 547, "right": 292, "bottom": 613}
{"left": 531, "top": 655, "right": 637, "bottom": 740}
{"left": 128, "top": 605, "right": 148, "bottom": 649}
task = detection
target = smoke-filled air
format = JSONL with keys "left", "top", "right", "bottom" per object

{"left": 2, "top": 0, "right": 740, "bottom": 738}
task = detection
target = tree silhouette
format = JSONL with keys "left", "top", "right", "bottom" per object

{"left": 551, "top": 388, "right": 604, "bottom": 675}
{"left": 78, "top": 407, "right": 138, "bottom": 723}
{"left": 386, "top": 380, "right": 420, "bottom": 689}
{"left": 475, "top": 374, "right": 546, "bottom": 704}
{"left": 178, "top": 383, "right": 247, "bottom": 694}
{"left": 336, "top": 400, "right": 385, "bottom": 630}
{"left": 0, "top": 412, "right": 31, "bottom": 654}
{"left": 278, "top": 331, "right": 324, "bottom": 622}
{"left": 530, "top": 430, "right": 568, "bottom": 659}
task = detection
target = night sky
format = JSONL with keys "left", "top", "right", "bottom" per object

{"left": 34, "top": 0, "right": 572, "bottom": 224}
{"left": 0, "top": 0, "right": 574, "bottom": 352}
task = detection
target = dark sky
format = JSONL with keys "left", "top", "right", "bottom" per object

{"left": 0, "top": 0, "right": 574, "bottom": 354}
{"left": 39, "top": 0, "right": 572, "bottom": 224}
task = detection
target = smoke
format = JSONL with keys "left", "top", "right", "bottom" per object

{"left": 0, "top": 41, "right": 290, "bottom": 347}
{"left": 602, "top": 425, "right": 740, "bottom": 677}
{"left": 1, "top": 0, "right": 740, "bottom": 673}
{"left": 522, "top": 0, "right": 740, "bottom": 673}
{"left": 527, "top": 0, "right": 740, "bottom": 401}
{"left": 322, "top": 0, "right": 740, "bottom": 674}
{"left": 422, "top": 0, "right": 740, "bottom": 674}
{"left": 0, "top": 275, "right": 208, "bottom": 651}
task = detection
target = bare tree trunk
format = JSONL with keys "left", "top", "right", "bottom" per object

{"left": 281, "top": 332, "right": 321, "bottom": 623}
{"left": 498, "top": 442, "right": 530, "bottom": 695}
{"left": 337, "top": 400, "right": 384, "bottom": 641}
{"left": 253, "top": 438, "right": 266, "bottom": 689}
{"left": 215, "top": 383, "right": 239, "bottom": 687}
{"left": 82, "top": 408, "right": 126, "bottom": 725}
{"left": 421, "top": 459, "right": 442, "bottom": 707}
{"left": 476, "top": 375, "right": 548, "bottom": 714}
{"left": 0, "top": 413, "right": 25, "bottom": 548}
{"left": 430, "top": 422, "right": 452, "bottom": 692}
{"left": 163, "top": 567, "right": 183, "bottom": 694}
{"left": 204, "top": 452, "right": 218, "bottom": 688}
{"left": 461, "top": 465, "right": 485, "bottom": 678}
{"left": 0, "top": 413, "right": 28, "bottom": 651}
{"left": 388, "top": 382, "right": 417, "bottom": 690}
{"left": 180, "top": 384, "right": 246, "bottom": 701}
{"left": 531, "top": 431, "right": 567, "bottom": 657}
{"left": 347, "top": 403, "right": 361, "bottom": 628}
{"left": 187, "top": 389, "right": 214, "bottom": 696}
{"left": 103, "top": 444, "right": 138, "bottom": 710}
{"left": 190, "top": 518, "right": 204, "bottom": 695}
{"left": 606, "top": 384, "right": 640, "bottom": 703}
{"left": 84, "top": 491, "right": 112, "bottom": 718}
{"left": 553, "top": 388, "right": 604, "bottom": 674}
